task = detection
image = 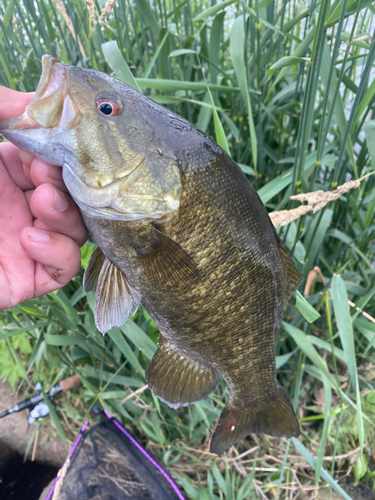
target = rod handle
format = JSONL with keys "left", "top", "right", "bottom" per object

{"left": 60, "top": 374, "right": 81, "bottom": 392}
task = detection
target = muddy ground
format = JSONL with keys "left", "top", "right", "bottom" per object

{"left": 0, "top": 381, "right": 373, "bottom": 499}
{"left": 0, "top": 381, "right": 66, "bottom": 500}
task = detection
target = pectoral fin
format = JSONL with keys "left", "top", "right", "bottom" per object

{"left": 83, "top": 247, "right": 106, "bottom": 292}
{"left": 85, "top": 249, "right": 140, "bottom": 334}
{"left": 140, "top": 226, "right": 200, "bottom": 287}
{"left": 146, "top": 337, "right": 219, "bottom": 408}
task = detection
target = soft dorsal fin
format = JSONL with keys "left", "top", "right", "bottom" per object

{"left": 140, "top": 226, "right": 200, "bottom": 288}
{"left": 278, "top": 243, "right": 303, "bottom": 298}
{"left": 84, "top": 249, "right": 140, "bottom": 334}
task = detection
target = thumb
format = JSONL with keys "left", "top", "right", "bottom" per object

{"left": 0, "top": 87, "right": 34, "bottom": 120}
{"left": 19, "top": 226, "right": 82, "bottom": 296}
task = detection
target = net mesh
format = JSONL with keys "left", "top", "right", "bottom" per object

{"left": 45, "top": 419, "right": 184, "bottom": 500}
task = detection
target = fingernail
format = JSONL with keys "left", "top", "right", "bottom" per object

{"left": 52, "top": 187, "right": 69, "bottom": 212}
{"left": 19, "top": 149, "right": 34, "bottom": 168}
{"left": 28, "top": 228, "right": 50, "bottom": 243}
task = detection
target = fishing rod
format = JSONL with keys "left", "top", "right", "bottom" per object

{"left": 0, "top": 374, "right": 81, "bottom": 422}
{"left": 1, "top": 375, "right": 186, "bottom": 499}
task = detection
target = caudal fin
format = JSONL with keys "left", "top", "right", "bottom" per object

{"left": 210, "top": 385, "right": 300, "bottom": 454}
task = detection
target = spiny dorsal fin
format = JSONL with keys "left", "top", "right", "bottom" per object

{"left": 278, "top": 243, "right": 303, "bottom": 298}
{"left": 140, "top": 226, "right": 200, "bottom": 288}
{"left": 83, "top": 247, "right": 106, "bottom": 292}
{"left": 94, "top": 257, "right": 141, "bottom": 334}
{"left": 146, "top": 336, "right": 219, "bottom": 408}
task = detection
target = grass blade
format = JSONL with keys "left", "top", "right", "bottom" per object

{"left": 136, "top": 78, "right": 240, "bottom": 93}
{"left": 292, "top": 438, "right": 353, "bottom": 500}
{"left": 331, "top": 276, "right": 357, "bottom": 387}
{"left": 230, "top": 15, "right": 257, "bottom": 171}
{"left": 207, "top": 87, "right": 230, "bottom": 155}
{"left": 303, "top": 209, "right": 333, "bottom": 276}
{"left": 315, "top": 376, "right": 332, "bottom": 490}
{"left": 144, "top": 28, "right": 170, "bottom": 79}
{"left": 42, "top": 390, "right": 67, "bottom": 448}
{"left": 120, "top": 320, "right": 157, "bottom": 360}
{"left": 108, "top": 327, "right": 145, "bottom": 376}
{"left": 102, "top": 40, "right": 141, "bottom": 92}
{"left": 331, "top": 275, "right": 364, "bottom": 452}
{"left": 363, "top": 120, "right": 375, "bottom": 170}
{"left": 192, "top": 0, "right": 236, "bottom": 22}
{"left": 295, "top": 291, "right": 321, "bottom": 323}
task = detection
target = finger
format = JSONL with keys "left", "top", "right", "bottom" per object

{"left": 0, "top": 165, "right": 32, "bottom": 230}
{"left": 19, "top": 226, "right": 82, "bottom": 296}
{"left": 19, "top": 150, "right": 36, "bottom": 186}
{"left": 23, "top": 163, "right": 34, "bottom": 186}
{"left": 0, "top": 142, "right": 35, "bottom": 190}
{"left": 19, "top": 149, "right": 34, "bottom": 169}
{"left": 29, "top": 157, "right": 67, "bottom": 193}
{"left": 0, "top": 87, "right": 34, "bottom": 120}
{"left": 24, "top": 189, "right": 34, "bottom": 211}
{"left": 30, "top": 183, "right": 88, "bottom": 247}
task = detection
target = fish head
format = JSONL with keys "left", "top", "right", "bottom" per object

{"left": 0, "top": 55, "right": 182, "bottom": 221}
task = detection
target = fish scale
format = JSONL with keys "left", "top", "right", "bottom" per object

{"left": 0, "top": 55, "right": 303, "bottom": 454}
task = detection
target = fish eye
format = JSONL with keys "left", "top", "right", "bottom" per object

{"left": 96, "top": 98, "right": 123, "bottom": 116}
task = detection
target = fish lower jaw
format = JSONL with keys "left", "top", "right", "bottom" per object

{"left": 63, "top": 162, "right": 177, "bottom": 222}
{"left": 0, "top": 129, "right": 65, "bottom": 166}
{"left": 75, "top": 198, "right": 174, "bottom": 222}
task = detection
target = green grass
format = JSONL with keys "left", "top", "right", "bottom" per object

{"left": 1, "top": 0, "right": 375, "bottom": 498}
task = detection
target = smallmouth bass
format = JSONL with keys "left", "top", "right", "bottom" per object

{"left": 0, "top": 56, "right": 302, "bottom": 453}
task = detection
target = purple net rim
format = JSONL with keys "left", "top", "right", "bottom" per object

{"left": 104, "top": 409, "right": 185, "bottom": 500}
{"left": 45, "top": 412, "right": 185, "bottom": 500}
{"left": 45, "top": 421, "right": 88, "bottom": 500}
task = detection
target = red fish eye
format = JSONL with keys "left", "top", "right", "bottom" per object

{"left": 96, "top": 99, "right": 122, "bottom": 116}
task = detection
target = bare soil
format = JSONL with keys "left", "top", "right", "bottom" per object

{"left": 0, "top": 381, "right": 66, "bottom": 500}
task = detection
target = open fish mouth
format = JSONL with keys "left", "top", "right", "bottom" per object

{"left": 0, "top": 55, "right": 80, "bottom": 133}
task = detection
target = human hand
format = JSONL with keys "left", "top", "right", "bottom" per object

{"left": 0, "top": 87, "right": 88, "bottom": 310}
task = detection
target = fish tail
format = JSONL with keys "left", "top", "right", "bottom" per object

{"left": 210, "top": 384, "right": 300, "bottom": 454}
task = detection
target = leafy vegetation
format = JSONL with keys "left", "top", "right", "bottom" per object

{"left": 0, "top": 0, "right": 375, "bottom": 498}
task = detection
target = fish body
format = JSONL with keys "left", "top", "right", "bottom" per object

{"left": 0, "top": 56, "right": 302, "bottom": 453}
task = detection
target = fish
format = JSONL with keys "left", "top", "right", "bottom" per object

{"left": 0, "top": 55, "right": 303, "bottom": 453}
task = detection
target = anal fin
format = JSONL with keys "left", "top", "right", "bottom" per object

{"left": 85, "top": 250, "right": 141, "bottom": 334}
{"left": 146, "top": 338, "right": 219, "bottom": 408}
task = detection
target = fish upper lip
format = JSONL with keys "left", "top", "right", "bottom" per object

{"left": 33, "top": 55, "right": 62, "bottom": 101}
